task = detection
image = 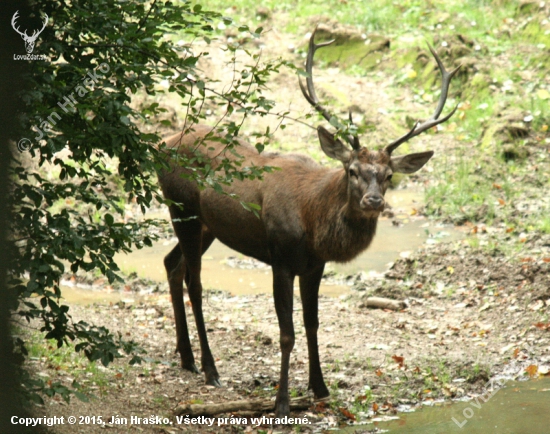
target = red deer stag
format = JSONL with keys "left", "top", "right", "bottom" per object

{"left": 159, "top": 28, "right": 460, "bottom": 417}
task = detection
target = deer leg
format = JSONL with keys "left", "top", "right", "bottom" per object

{"left": 164, "top": 244, "right": 198, "bottom": 373}
{"left": 272, "top": 265, "right": 296, "bottom": 418}
{"left": 299, "top": 266, "right": 329, "bottom": 399}
{"left": 176, "top": 222, "right": 221, "bottom": 387}
{"left": 183, "top": 229, "right": 215, "bottom": 288}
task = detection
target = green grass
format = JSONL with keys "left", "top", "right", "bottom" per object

{"left": 425, "top": 154, "right": 499, "bottom": 224}
{"left": 25, "top": 330, "right": 119, "bottom": 397}
{"left": 182, "top": 0, "right": 550, "bottom": 244}
{"left": 349, "top": 387, "right": 373, "bottom": 416}
{"left": 538, "top": 216, "right": 550, "bottom": 234}
{"left": 203, "top": 0, "right": 519, "bottom": 37}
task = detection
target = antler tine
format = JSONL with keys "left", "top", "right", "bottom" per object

{"left": 300, "top": 26, "right": 335, "bottom": 117}
{"left": 384, "top": 44, "right": 461, "bottom": 155}
{"left": 428, "top": 44, "right": 460, "bottom": 119}
{"left": 31, "top": 14, "right": 48, "bottom": 37}
{"left": 300, "top": 26, "right": 361, "bottom": 150}
{"left": 349, "top": 111, "right": 360, "bottom": 150}
{"left": 299, "top": 78, "right": 333, "bottom": 124}
{"left": 11, "top": 11, "right": 26, "bottom": 37}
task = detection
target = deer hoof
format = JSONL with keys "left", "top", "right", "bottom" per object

{"left": 206, "top": 377, "right": 222, "bottom": 387}
{"left": 310, "top": 383, "right": 329, "bottom": 399}
{"left": 183, "top": 363, "right": 200, "bottom": 374}
{"left": 274, "top": 399, "right": 290, "bottom": 418}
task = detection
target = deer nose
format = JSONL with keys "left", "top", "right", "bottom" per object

{"left": 361, "top": 195, "right": 384, "bottom": 211}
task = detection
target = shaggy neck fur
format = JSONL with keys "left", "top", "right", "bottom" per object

{"left": 305, "top": 169, "right": 379, "bottom": 263}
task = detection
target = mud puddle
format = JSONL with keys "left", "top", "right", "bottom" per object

{"left": 59, "top": 286, "right": 136, "bottom": 305}
{"left": 59, "top": 280, "right": 162, "bottom": 305}
{"left": 353, "top": 378, "right": 550, "bottom": 434}
{"left": 112, "top": 217, "right": 462, "bottom": 296}
{"left": 112, "top": 238, "right": 348, "bottom": 296}
{"left": 120, "top": 189, "right": 463, "bottom": 292}
{"left": 65, "top": 188, "right": 465, "bottom": 303}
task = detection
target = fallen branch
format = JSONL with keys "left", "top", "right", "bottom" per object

{"left": 364, "top": 297, "right": 406, "bottom": 311}
{"left": 174, "top": 396, "right": 313, "bottom": 417}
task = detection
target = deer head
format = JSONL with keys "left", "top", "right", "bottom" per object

{"left": 299, "top": 27, "right": 460, "bottom": 217}
{"left": 12, "top": 11, "right": 48, "bottom": 54}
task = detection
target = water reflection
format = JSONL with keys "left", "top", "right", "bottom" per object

{"left": 63, "top": 188, "right": 464, "bottom": 302}
{"left": 358, "top": 379, "right": 550, "bottom": 434}
{"left": 113, "top": 189, "right": 463, "bottom": 297}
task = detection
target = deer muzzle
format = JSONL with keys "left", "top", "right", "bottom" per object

{"left": 360, "top": 194, "right": 385, "bottom": 212}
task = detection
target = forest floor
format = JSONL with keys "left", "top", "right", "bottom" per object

{"left": 32, "top": 233, "right": 550, "bottom": 433}
{"left": 25, "top": 2, "right": 550, "bottom": 433}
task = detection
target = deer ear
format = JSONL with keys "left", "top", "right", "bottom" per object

{"left": 317, "top": 126, "right": 351, "bottom": 163}
{"left": 391, "top": 151, "right": 434, "bottom": 174}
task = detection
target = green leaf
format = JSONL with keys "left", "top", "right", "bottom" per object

{"left": 73, "top": 390, "right": 89, "bottom": 402}
{"left": 11, "top": 0, "right": 282, "bottom": 406}
{"left": 105, "top": 213, "right": 114, "bottom": 226}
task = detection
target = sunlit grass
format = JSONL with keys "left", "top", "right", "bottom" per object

{"left": 183, "top": 0, "right": 550, "bottom": 235}
{"left": 25, "top": 330, "right": 117, "bottom": 396}
{"left": 538, "top": 217, "right": 550, "bottom": 234}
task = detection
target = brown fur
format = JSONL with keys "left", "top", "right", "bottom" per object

{"left": 158, "top": 124, "right": 433, "bottom": 417}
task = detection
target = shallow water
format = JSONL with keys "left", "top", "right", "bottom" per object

{"left": 60, "top": 285, "right": 141, "bottom": 305}
{"left": 113, "top": 189, "right": 463, "bottom": 296}
{"left": 64, "top": 188, "right": 464, "bottom": 302}
{"left": 355, "top": 378, "right": 550, "bottom": 434}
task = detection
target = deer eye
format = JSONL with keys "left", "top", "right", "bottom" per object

{"left": 386, "top": 173, "right": 393, "bottom": 181}
{"left": 349, "top": 168, "right": 358, "bottom": 178}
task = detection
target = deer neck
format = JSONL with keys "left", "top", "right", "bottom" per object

{"left": 309, "top": 170, "right": 379, "bottom": 263}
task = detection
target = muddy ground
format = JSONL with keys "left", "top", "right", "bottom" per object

{"left": 26, "top": 10, "right": 550, "bottom": 434}
{"left": 32, "top": 233, "right": 550, "bottom": 434}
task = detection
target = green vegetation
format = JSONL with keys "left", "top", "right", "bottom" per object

{"left": 206, "top": 0, "right": 519, "bottom": 37}
{"left": 13, "top": 0, "right": 550, "bottom": 410}
{"left": 11, "top": 0, "right": 285, "bottom": 405}
{"left": 22, "top": 328, "right": 117, "bottom": 403}
{"left": 202, "top": 0, "right": 550, "bottom": 242}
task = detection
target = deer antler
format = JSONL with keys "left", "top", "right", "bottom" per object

{"left": 33, "top": 13, "right": 49, "bottom": 38}
{"left": 11, "top": 11, "right": 48, "bottom": 39}
{"left": 384, "top": 45, "right": 461, "bottom": 155}
{"left": 11, "top": 11, "right": 27, "bottom": 38}
{"left": 299, "top": 26, "right": 361, "bottom": 150}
